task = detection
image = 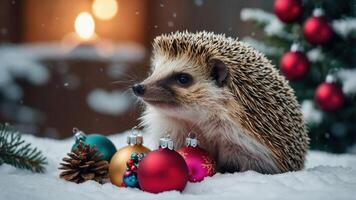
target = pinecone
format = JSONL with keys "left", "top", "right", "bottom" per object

{"left": 58, "top": 141, "right": 109, "bottom": 184}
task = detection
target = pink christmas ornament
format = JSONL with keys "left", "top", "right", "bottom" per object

{"left": 177, "top": 135, "right": 216, "bottom": 182}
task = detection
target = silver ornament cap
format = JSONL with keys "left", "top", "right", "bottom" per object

{"left": 185, "top": 132, "right": 198, "bottom": 147}
{"left": 73, "top": 127, "right": 87, "bottom": 143}
{"left": 290, "top": 43, "right": 303, "bottom": 52}
{"left": 159, "top": 135, "right": 174, "bottom": 150}
{"left": 326, "top": 74, "right": 337, "bottom": 83}
{"left": 127, "top": 126, "right": 144, "bottom": 145}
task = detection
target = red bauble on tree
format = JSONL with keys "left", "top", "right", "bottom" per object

{"left": 303, "top": 9, "right": 333, "bottom": 45}
{"left": 280, "top": 45, "right": 309, "bottom": 80}
{"left": 315, "top": 75, "right": 344, "bottom": 112}
{"left": 273, "top": 0, "right": 302, "bottom": 23}
{"left": 177, "top": 135, "right": 216, "bottom": 182}
{"left": 137, "top": 136, "right": 189, "bottom": 194}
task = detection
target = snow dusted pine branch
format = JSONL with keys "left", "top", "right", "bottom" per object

{"left": 240, "top": 8, "right": 289, "bottom": 39}
{"left": 243, "top": 37, "right": 284, "bottom": 56}
{"left": 332, "top": 18, "right": 356, "bottom": 38}
{"left": 301, "top": 100, "right": 323, "bottom": 124}
{"left": 0, "top": 123, "right": 47, "bottom": 173}
{"left": 306, "top": 48, "right": 324, "bottom": 62}
{"left": 337, "top": 68, "right": 356, "bottom": 94}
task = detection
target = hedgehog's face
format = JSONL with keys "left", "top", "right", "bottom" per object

{"left": 132, "top": 54, "right": 229, "bottom": 120}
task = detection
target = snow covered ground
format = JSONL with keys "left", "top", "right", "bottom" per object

{"left": 1, "top": 132, "right": 356, "bottom": 200}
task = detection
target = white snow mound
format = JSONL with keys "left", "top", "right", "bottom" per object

{"left": 1, "top": 132, "right": 356, "bottom": 200}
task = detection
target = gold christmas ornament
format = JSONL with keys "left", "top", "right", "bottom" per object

{"left": 109, "top": 127, "right": 151, "bottom": 187}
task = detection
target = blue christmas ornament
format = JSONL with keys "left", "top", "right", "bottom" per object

{"left": 72, "top": 128, "right": 117, "bottom": 162}
{"left": 123, "top": 173, "right": 139, "bottom": 188}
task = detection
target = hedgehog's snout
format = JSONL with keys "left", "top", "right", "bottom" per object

{"left": 132, "top": 83, "right": 146, "bottom": 96}
{"left": 132, "top": 80, "right": 177, "bottom": 106}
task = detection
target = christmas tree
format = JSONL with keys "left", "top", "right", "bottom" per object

{"left": 241, "top": 0, "right": 356, "bottom": 153}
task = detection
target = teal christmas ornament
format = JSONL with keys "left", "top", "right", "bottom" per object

{"left": 72, "top": 128, "right": 117, "bottom": 162}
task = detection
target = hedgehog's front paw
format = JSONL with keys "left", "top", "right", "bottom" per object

{"left": 218, "top": 164, "right": 240, "bottom": 173}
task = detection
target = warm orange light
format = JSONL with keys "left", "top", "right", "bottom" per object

{"left": 92, "top": 0, "right": 118, "bottom": 20}
{"left": 74, "top": 12, "right": 95, "bottom": 40}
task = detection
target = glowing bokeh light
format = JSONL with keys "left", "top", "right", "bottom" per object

{"left": 92, "top": 0, "right": 118, "bottom": 20}
{"left": 74, "top": 12, "right": 95, "bottom": 40}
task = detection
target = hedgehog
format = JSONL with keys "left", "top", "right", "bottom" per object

{"left": 132, "top": 31, "right": 309, "bottom": 174}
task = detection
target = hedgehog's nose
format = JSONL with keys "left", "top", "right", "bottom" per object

{"left": 132, "top": 84, "right": 146, "bottom": 96}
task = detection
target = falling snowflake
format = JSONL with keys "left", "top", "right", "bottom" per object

{"left": 0, "top": 28, "right": 8, "bottom": 35}
{"left": 168, "top": 21, "right": 174, "bottom": 27}
{"left": 194, "top": 0, "right": 204, "bottom": 6}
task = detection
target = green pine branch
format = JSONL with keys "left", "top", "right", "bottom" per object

{"left": 0, "top": 123, "right": 47, "bottom": 173}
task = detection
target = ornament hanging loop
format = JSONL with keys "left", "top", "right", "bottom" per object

{"left": 73, "top": 127, "right": 87, "bottom": 143}
{"left": 290, "top": 43, "right": 303, "bottom": 52}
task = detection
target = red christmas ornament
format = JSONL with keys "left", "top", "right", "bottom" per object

{"left": 303, "top": 10, "right": 333, "bottom": 45}
{"left": 273, "top": 0, "right": 302, "bottom": 23}
{"left": 280, "top": 49, "right": 309, "bottom": 80}
{"left": 137, "top": 137, "right": 189, "bottom": 194}
{"left": 177, "top": 135, "right": 216, "bottom": 182}
{"left": 315, "top": 76, "right": 344, "bottom": 112}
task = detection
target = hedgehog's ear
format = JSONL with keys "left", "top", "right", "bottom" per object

{"left": 209, "top": 58, "right": 228, "bottom": 87}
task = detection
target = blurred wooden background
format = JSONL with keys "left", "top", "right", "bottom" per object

{"left": 0, "top": 0, "right": 272, "bottom": 138}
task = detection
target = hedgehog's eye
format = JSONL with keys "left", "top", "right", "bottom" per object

{"left": 175, "top": 73, "right": 193, "bottom": 87}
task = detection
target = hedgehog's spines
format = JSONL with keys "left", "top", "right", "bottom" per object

{"left": 151, "top": 31, "right": 309, "bottom": 172}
